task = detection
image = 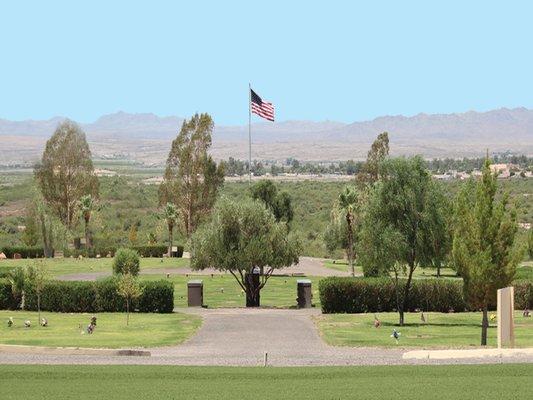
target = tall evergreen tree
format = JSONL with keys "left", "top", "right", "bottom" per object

{"left": 159, "top": 114, "right": 224, "bottom": 237}
{"left": 452, "top": 159, "right": 522, "bottom": 345}
{"left": 34, "top": 120, "right": 99, "bottom": 229}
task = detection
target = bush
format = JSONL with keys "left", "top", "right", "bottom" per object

{"left": 63, "top": 246, "right": 116, "bottom": 258}
{"left": 319, "top": 277, "right": 467, "bottom": 313}
{"left": 0, "top": 279, "right": 19, "bottom": 310}
{"left": 18, "top": 278, "right": 173, "bottom": 313}
{"left": 132, "top": 245, "right": 167, "bottom": 258}
{"left": 1, "top": 246, "right": 45, "bottom": 259}
{"left": 113, "top": 248, "right": 140, "bottom": 276}
{"left": 319, "top": 277, "right": 533, "bottom": 313}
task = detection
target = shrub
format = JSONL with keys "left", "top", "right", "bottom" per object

{"left": 113, "top": 248, "right": 140, "bottom": 276}
{"left": 319, "top": 278, "right": 467, "bottom": 313}
{"left": 132, "top": 245, "right": 167, "bottom": 258}
{"left": 318, "top": 277, "right": 533, "bottom": 313}
{"left": 0, "top": 279, "right": 19, "bottom": 310}
{"left": 19, "top": 278, "right": 173, "bottom": 313}
{"left": 1, "top": 246, "right": 45, "bottom": 259}
{"left": 63, "top": 246, "right": 117, "bottom": 258}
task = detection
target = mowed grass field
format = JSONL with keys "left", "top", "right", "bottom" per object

{"left": 142, "top": 274, "right": 322, "bottom": 308}
{"left": 0, "top": 311, "right": 201, "bottom": 348}
{"left": 0, "top": 257, "right": 190, "bottom": 278}
{"left": 316, "top": 311, "right": 533, "bottom": 348}
{"left": 0, "top": 364, "right": 531, "bottom": 400}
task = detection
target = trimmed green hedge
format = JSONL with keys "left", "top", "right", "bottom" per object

{"left": 319, "top": 277, "right": 532, "bottom": 314}
{"left": 1, "top": 246, "right": 45, "bottom": 259}
{"left": 63, "top": 245, "right": 171, "bottom": 258}
{"left": 0, "top": 278, "right": 174, "bottom": 313}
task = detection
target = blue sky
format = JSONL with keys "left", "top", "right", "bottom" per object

{"left": 1, "top": 1, "right": 532, "bottom": 125}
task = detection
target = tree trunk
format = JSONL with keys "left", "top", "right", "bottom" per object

{"left": 346, "top": 212, "right": 355, "bottom": 277}
{"left": 436, "top": 264, "right": 441, "bottom": 278}
{"left": 37, "top": 295, "right": 41, "bottom": 325}
{"left": 126, "top": 299, "right": 130, "bottom": 326}
{"left": 84, "top": 217, "right": 91, "bottom": 249}
{"left": 168, "top": 225, "right": 173, "bottom": 257}
{"left": 481, "top": 306, "right": 489, "bottom": 346}
{"left": 399, "top": 263, "right": 415, "bottom": 327}
{"left": 245, "top": 272, "right": 260, "bottom": 307}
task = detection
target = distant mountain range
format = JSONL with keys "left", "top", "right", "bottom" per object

{"left": 1, "top": 108, "right": 532, "bottom": 165}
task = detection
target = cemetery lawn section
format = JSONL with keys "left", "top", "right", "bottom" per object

{"left": 141, "top": 274, "right": 323, "bottom": 308}
{"left": 316, "top": 311, "right": 533, "bottom": 348}
{"left": 0, "top": 311, "right": 201, "bottom": 348}
{"left": 0, "top": 257, "right": 189, "bottom": 278}
{"left": 0, "top": 364, "right": 531, "bottom": 400}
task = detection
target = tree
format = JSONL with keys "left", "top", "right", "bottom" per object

{"left": 250, "top": 180, "right": 294, "bottom": 224}
{"left": 34, "top": 120, "right": 99, "bottom": 229}
{"left": 452, "top": 159, "right": 522, "bottom": 345}
{"left": 190, "top": 198, "right": 301, "bottom": 307}
{"left": 117, "top": 273, "right": 143, "bottom": 326}
{"left": 358, "top": 156, "right": 448, "bottom": 325}
{"left": 128, "top": 224, "right": 138, "bottom": 246}
{"left": 159, "top": 114, "right": 225, "bottom": 237}
{"left": 358, "top": 132, "right": 389, "bottom": 185}
{"left": 527, "top": 227, "right": 533, "bottom": 260}
{"left": 78, "top": 194, "right": 95, "bottom": 249}
{"left": 21, "top": 203, "right": 39, "bottom": 247}
{"left": 163, "top": 203, "right": 179, "bottom": 257}
{"left": 26, "top": 261, "right": 48, "bottom": 325}
{"left": 113, "top": 248, "right": 140, "bottom": 276}
{"left": 8, "top": 267, "right": 27, "bottom": 310}
{"left": 324, "top": 186, "right": 361, "bottom": 277}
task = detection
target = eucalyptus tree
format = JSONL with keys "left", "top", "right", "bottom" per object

{"left": 190, "top": 198, "right": 301, "bottom": 307}
{"left": 34, "top": 120, "right": 99, "bottom": 229}
{"left": 250, "top": 179, "right": 294, "bottom": 224}
{"left": 159, "top": 114, "right": 225, "bottom": 237}
{"left": 358, "top": 156, "right": 448, "bottom": 325}
{"left": 452, "top": 159, "right": 522, "bottom": 345}
{"left": 358, "top": 132, "right": 389, "bottom": 185}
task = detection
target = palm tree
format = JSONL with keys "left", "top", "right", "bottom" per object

{"left": 336, "top": 186, "right": 360, "bottom": 277}
{"left": 164, "top": 203, "right": 179, "bottom": 257}
{"left": 78, "top": 195, "right": 95, "bottom": 249}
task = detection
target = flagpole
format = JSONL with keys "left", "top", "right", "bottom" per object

{"left": 248, "top": 83, "right": 252, "bottom": 184}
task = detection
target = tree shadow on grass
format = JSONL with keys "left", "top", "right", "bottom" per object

{"left": 378, "top": 321, "right": 495, "bottom": 329}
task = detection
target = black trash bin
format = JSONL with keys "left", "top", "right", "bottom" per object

{"left": 297, "top": 279, "right": 312, "bottom": 308}
{"left": 187, "top": 280, "right": 203, "bottom": 307}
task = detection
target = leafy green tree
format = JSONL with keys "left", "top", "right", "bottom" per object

{"left": 324, "top": 186, "right": 361, "bottom": 277}
{"left": 163, "top": 202, "right": 179, "bottom": 257}
{"left": 26, "top": 261, "right": 48, "bottom": 324}
{"left": 250, "top": 179, "right": 294, "bottom": 224}
{"left": 78, "top": 194, "right": 96, "bottom": 249}
{"left": 113, "top": 248, "right": 140, "bottom": 276}
{"left": 21, "top": 203, "right": 40, "bottom": 247}
{"left": 358, "top": 132, "right": 389, "bottom": 185}
{"left": 190, "top": 198, "right": 301, "bottom": 307}
{"left": 117, "top": 273, "right": 143, "bottom": 326}
{"left": 358, "top": 156, "right": 448, "bottom": 325}
{"left": 452, "top": 160, "right": 523, "bottom": 345}
{"left": 34, "top": 120, "right": 99, "bottom": 229}
{"left": 159, "top": 114, "right": 225, "bottom": 237}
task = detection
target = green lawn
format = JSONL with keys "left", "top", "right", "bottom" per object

{"left": 316, "top": 311, "right": 533, "bottom": 348}
{"left": 0, "top": 257, "right": 189, "bottom": 278}
{"left": 142, "top": 274, "right": 323, "bottom": 308}
{"left": 0, "top": 364, "right": 531, "bottom": 399}
{"left": 0, "top": 311, "right": 201, "bottom": 348}
{"left": 323, "top": 258, "right": 532, "bottom": 280}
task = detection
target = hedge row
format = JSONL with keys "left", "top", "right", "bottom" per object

{"left": 0, "top": 278, "right": 174, "bottom": 313}
{"left": 63, "top": 245, "right": 180, "bottom": 258}
{"left": 1, "top": 246, "right": 45, "bottom": 259}
{"left": 319, "top": 277, "right": 532, "bottom": 314}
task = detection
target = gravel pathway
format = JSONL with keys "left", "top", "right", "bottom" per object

{"left": 1, "top": 308, "right": 532, "bottom": 366}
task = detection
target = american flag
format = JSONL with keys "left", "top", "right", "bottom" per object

{"left": 250, "top": 89, "right": 274, "bottom": 122}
